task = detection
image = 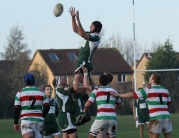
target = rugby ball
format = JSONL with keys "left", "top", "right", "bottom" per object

{"left": 53, "top": 3, "right": 63, "bottom": 17}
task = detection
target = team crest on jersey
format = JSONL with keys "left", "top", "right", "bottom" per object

{"left": 64, "top": 87, "right": 69, "bottom": 91}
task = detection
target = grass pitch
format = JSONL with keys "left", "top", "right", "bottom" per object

{"left": 0, "top": 114, "right": 178, "bottom": 138}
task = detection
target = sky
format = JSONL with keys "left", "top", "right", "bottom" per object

{"left": 0, "top": 0, "right": 179, "bottom": 58}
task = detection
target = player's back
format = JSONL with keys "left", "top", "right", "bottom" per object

{"left": 15, "top": 86, "right": 46, "bottom": 122}
{"left": 94, "top": 86, "right": 119, "bottom": 120}
{"left": 146, "top": 85, "right": 171, "bottom": 120}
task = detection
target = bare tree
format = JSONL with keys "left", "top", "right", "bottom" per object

{"left": 1, "top": 24, "right": 31, "bottom": 91}
{"left": 144, "top": 41, "right": 161, "bottom": 53}
{"left": 0, "top": 24, "right": 32, "bottom": 118}
{"left": 0, "top": 24, "right": 31, "bottom": 60}
{"left": 101, "top": 34, "right": 142, "bottom": 66}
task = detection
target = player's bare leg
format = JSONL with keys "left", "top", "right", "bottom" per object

{"left": 106, "top": 133, "right": 109, "bottom": 138}
{"left": 139, "top": 125, "right": 144, "bottom": 138}
{"left": 146, "top": 123, "right": 150, "bottom": 138}
{"left": 68, "top": 132, "right": 78, "bottom": 138}
{"left": 62, "top": 133, "right": 68, "bottom": 138}
{"left": 89, "top": 134, "right": 96, "bottom": 138}
{"left": 52, "top": 134, "right": 61, "bottom": 138}
{"left": 149, "top": 133, "right": 160, "bottom": 138}
{"left": 163, "top": 132, "right": 172, "bottom": 138}
{"left": 23, "top": 131, "right": 34, "bottom": 138}
{"left": 96, "top": 131, "right": 109, "bottom": 138}
{"left": 96, "top": 132, "right": 103, "bottom": 138}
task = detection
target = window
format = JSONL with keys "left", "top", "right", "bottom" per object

{"left": 48, "top": 53, "right": 60, "bottom": 61}
{"left": 67, "top": 53, "right": 77, "bottom": 60}
{"left": 118, "top": 74, "right": 127, "bottom": 83}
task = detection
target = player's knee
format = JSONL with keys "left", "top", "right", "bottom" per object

{"left": 140, "top": 127, "right": 144, "bottom": 131}
{"left": 89, "top": 134, "right": 96, "bottom": 138}
{"left": 90, "top": 131, "right": 98, "bottom": 138}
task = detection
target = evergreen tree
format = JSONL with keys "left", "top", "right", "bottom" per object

{"left": 145, "top": 39, "right": 179, "bottom": 112}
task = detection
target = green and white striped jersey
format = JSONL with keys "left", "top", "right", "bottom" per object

{"left": 88, "top": 86, "right": 121, "bottom": 120}
{"left": 14, "top": 86, "right": 49, "bottom": 122}
{"left": 133, "top": 85, "right": 172, "bottom": 120}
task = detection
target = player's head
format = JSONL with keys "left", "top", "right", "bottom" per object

{"left": 43, "top": 85, "right": 53, "bottom": 98}
{"left": 99, "top": 74, "right": 108, "bottom": 86}
{"left": 149, "top": 73, "right": 162, "bottom": 85}
{"left": 90, "top": 21, "right": 102, "bottom": 33}
{"left": 56, "top": 75, "right": 67, "bottom": 86}
{"left": 137, "top": 87, "right": 143, "bottom": 90}
{"left": 103, "top": 71, "right": 113, "bottom": 84}
{"left": 24, "top": 73, "right": 35, "bottom": 86}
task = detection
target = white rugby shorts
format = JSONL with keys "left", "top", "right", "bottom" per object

{"left": 21, "top": 120, "right": 43, "bottom": 138}
{"left": 148, "top": 118, "right": 172, "bottom": 133}
{"left": 90, "top": 119, "right": 117, "bottom": 137}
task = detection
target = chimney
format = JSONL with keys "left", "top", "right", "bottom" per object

{"left": 147, "top": 53, "right": 152, "bottom": 58}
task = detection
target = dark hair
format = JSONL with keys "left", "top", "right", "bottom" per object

{"left": 152, "top": 73, "right": 162, "bottom": 84}
{"left": 24, "top": 73, "right": 35, "bottom": 86}
{"left": 43, "top": 85, "right": 52, "bottom": 91}
{"left": 137, "top": 87, "right": 143, "bottom": 90}
{"left": 92, "top": 21, "right": 102, "bottom": 33}
{"left": 99, "top": 74, "right": 108, "bottom": 86}
{"left": 104, "top": 71, "right": 113, "bottom": 84}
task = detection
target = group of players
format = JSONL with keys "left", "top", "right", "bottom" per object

{"left": 14, "top": 6, "right": 172, "bottom": 138}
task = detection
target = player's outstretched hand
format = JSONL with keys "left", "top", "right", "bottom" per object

{"left": 68, "top": 6, "right": 76, "bottom": 17}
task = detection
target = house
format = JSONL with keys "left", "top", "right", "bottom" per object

{"left": 29, "top": 48, "right": 133, "bottom": 97}
{"left": 132, "top": 53, "right": 154, "bottom": 89}
{"left": 132, "top": 52, "right": 179, "bottom": 89}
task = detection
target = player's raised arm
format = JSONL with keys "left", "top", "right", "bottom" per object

{"left": 69, "top": 6, "right": 78, "bottom": 34}
{"left": 75, "top": 10, "right": 89, "bottom": 40}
